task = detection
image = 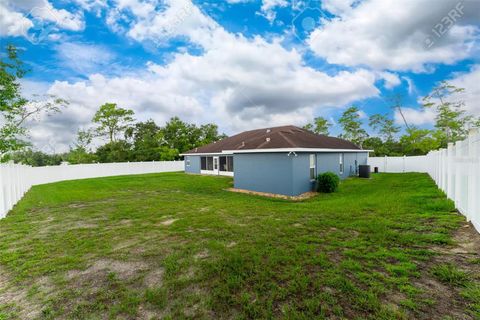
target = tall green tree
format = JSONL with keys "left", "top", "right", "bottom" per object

{"left": 12, "top": 149, "right": 64, "bottom": 166}
{"left": 369, "top": 113, "right": 400, "bottom": 142}
{"left": 400, "top": 127, "right": 440, "bottom": 156}
{"left": 303, "top": 116, "right": 331, "bottom": 135}
{"left": 0, "top": 44, "right": 66, "bottom": 161}
{"left": 92, "top": 103, "right": 135, "bottom": 143}
{"left": 66, "top": 129, "right": 97, "bottom": 164}
{"left": 338, "top": 106, "right": 368, "bottom": 147}
{"left": 160, "top": 117, "right": 197, "bottom": 155}
{"left": 125, "top": 120, "right": 161, "bottom": 161}
{"left": 199, "top": 123, "right": 227, "bottom": 145}
{"left": 423, "top": 81, "right": 472, "bottom": 147}
{"left": 159, "top": 117, "right": 225, "bottom": 157}
{"left": 95, "top": 141, "right": 132, "bottom": 163}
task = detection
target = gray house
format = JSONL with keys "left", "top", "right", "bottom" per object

{"left": 181, "top": 125, "right": 369, "bottom": 196}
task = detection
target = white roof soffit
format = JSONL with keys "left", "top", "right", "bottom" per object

{"left": 180, "top": 148, "right": 372, "bottom": 156}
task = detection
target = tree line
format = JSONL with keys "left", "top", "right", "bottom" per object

{"left": 303, "top": 81, "right": 479, "bottom": 157}
{"left": 64, "top": 104, "right": 226, "bottom": 164}
{"left": 2, "top": 44, "right": 479, "bottom": 166}
{"left": 12, "top": 107, "right": 227, "bottom": 166}
{"left": 1, "top": 45, "right": 226, "bottom": 166}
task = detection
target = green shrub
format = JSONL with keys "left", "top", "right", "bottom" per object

{"left": 317, "top": 172, "right": 340, "bottom": 193}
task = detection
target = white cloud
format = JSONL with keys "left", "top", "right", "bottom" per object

{"left": 225, "top": 0, "right": 288, "bottom": 23}
{"left": 394, "top": 107, "right": 436, "bottom": 126}
{"left": 321, "top": 0, "right": 357, "bottom": 16}
{"left": 0, "top": 2, "right": 33, "bottom": 37}
{"left": 0, "top": 0, "right": 84, "bottom": 39}
{"left": 28, "top": 0, "right": 381, "bottom": 151}
{"left": 55, "top": 42, "right": 115, "bottom": 75}
{"left": 393, "top": 65, "right": 480, "bottom": 128}
{"left": 401, "top": 76, "right": 416, "bottom": 96}
{"left": 448, "top": 65, "right": 480, "bottom": 117}
{"left": 111, "top": 0, "right": 219, "bottom": 48}
{"left": 357, "top": 109, "right": 368, "bottom": 119}
{"left": 377, "top": 71, "right": 401, "bottom": 89}
{"left": 309, "top": 0, "right": 480, "bottom": 72}
{"left": 258, "top": 0, "right": 288, "bottom": 23}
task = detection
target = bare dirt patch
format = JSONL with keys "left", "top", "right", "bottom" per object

{"left": 0, "top": 266, "right": 43, "bottom": 320}
{"left": 70, "top": 221, "right": 98, "bottom": 229}
{"left": 226, "top": 241, "right": 237, "bottom": 248}
{"left": 194, "top": 250, "right": 210, "bottom": 260}
{"left": 144, "top": 268, "right": 165, "bottom": 288}
{"left": 137, "top": 304, "right": 163, "bottom": 320}
{"left": 67, "top": 259, "right": 148, "bottom": 281}
{"left": 227, "top": 188, "right": 317, "bottom": 201}
{"left": 404, "top": 221, "right": 480, "bottom": 319}
{"left": 160, "top": 218, "right": 178, "bottom": 226}
{"left": 113, "top": 239, "right": 139, "bottom": 251}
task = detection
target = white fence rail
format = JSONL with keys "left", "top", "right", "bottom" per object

{"left": 369, "top": 129, "right": 480, "bottom": 233}
{"left": 368, "top": 155, "right": 431, "bottom": 173}
{"left": 0, "top": 161, "right": 184, "bottom": 219}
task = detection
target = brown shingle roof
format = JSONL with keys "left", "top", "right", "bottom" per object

{"left": 183, "top": 125, "right": 362, "bottom": 154}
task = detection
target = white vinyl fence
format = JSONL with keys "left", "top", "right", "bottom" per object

{"left": 369, "top": 129, "right": 480, "bottom": 233}
{"left": 0, "top": 161, "right": 184, "bottom": 219}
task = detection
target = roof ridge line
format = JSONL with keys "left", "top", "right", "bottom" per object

{"left": 277, "top": 131, "right": 296, "bottom": 148}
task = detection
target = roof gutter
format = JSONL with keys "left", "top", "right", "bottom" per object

{"left": 180, "top": 148, "right": 373, "bottom": 156}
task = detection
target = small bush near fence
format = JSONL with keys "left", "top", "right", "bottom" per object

{"left": 317, "top": 172, "right": 340, "bottom": 193}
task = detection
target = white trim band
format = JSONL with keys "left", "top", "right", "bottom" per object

{"left": 181, "top": 148, "right": 372, "bottom": 156}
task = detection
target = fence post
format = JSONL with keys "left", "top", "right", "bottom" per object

{"left": 446, "top": 143, "right": 454, "bottom": 200}
{"left": 468, "top": 129, "right": 479, "bottom": 228}
{"left": 466, "top": 130, "right": 474, "bottom": 221}
{"left": 454, "top": 140, "right": 463, "bottom": 214}
{"left": 0, "top": 165, "right": 4, "bottom": 218}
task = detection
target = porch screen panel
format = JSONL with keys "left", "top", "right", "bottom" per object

{"left": 220, "top": 156, "right": 227, "bottom": 171}
{"left": 227, "top": 156, "right": 234, "bottom": 172}
{"left": 206, "top": 157, "right": 214, "bottom": 170}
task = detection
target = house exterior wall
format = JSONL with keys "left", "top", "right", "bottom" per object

{"left": 316, "top": 152, "right": 368, "bottom": 179}
{"left": 185, "top": 155, "right": 201, "bottom": 174}
{"left": 316, "top": 153, "right": 341, "bottom": 177}
{"left": 186, "top": 151, "right": 369, "bottom": 196}
{"left": 233, "top": 153, "right": 295, "bottom": 195}
{"left": 292, "top": 153, "right": 314, "bottom": 195}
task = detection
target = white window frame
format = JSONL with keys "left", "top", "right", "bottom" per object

{"left": 200, "top": 155, "right": 234, "bottom": 176}
{"left": 309, "top": 154, "right": 316, "bottom": 180}
{"left": 186, "top": 156, "right": 190, "bottom": 166}
{"left": 339, "top": 153, "right": 344, "bottom": 174}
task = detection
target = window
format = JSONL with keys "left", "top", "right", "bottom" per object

{"left": 201, "top": 157, "right": 214, "bottom": 170}
{"left": 186, "top": 156, "right": 190, "bottom": 166}
{"left": 339, "top": 153, "right": 344, "bottom": 174}
{"left": 201, "top": 156, "right": 233, "bottom": 172}
{"left": 309, "top": 154, "right": 316, "bottom": 180}
{"left": 220, "top": 156, "right": 234, "bottom": 172}
{"left": 220, "top": 156, "right": 227, "bottom": 171}
{"left": 207, "top": 157, "right": 213, "bottom": 170}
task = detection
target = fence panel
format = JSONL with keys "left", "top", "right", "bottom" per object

{"left": 0, "top": 161, "right": 184, "bottom": 219}
{"left": 369, "top": 129, "right": 480, "bottom": 233}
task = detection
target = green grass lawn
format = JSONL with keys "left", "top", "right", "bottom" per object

{"left": 1, "top": 173, "right": 479, "bottom": 319}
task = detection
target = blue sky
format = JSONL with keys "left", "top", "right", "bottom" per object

{"left": 1, "top": 0, "right": 479, "bottom": 152}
